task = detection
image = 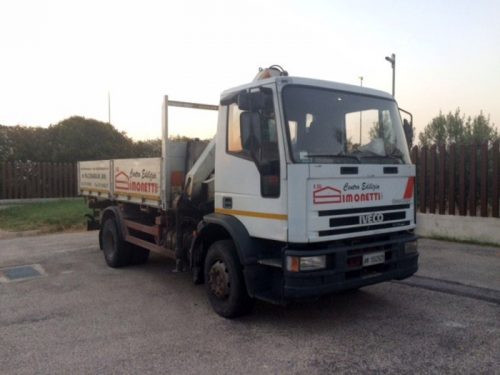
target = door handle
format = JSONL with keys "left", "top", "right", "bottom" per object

{"left": 223, "top": 196, "right": 233, "bottom": 209}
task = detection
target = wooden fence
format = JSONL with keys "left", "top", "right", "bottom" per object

{"left": 0, "top": 161, "right": 77, "bottom": 200}
{"left": 411, "top": 141, "right": 499, "bottom": 218}
{"left": 1, "top": 143, "right": 500, "bottom": 218}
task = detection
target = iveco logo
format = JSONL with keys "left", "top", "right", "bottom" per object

{"left": 359, "top": 212, "right": 384, "bottom": 225}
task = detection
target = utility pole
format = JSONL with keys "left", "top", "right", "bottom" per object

{"left": 359, "top": 76, "right": 363, "bottom": 144}
{"left": 108, "top": 91, "right": 111, "bottom": 124}
{"left": 385, "top": 53, "right": 396, "bottom": 97}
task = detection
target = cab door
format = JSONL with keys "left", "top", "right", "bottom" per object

{"left": 214, "top": 87, "right": 287, "bottom": 241}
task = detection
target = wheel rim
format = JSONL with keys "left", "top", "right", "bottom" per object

{"left": 208, "top": 260, "right": 230, "bottom": 299}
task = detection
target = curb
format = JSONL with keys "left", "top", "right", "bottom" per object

{"left": 0, "top": 230, "right": 42, "bottom": 240}
{"left": 0, "top": 197, "right": 81, "bottom": 205}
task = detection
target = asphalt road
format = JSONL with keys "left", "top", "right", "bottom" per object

{"left": 1, "top": 232, "right": 499, "bottom": 374}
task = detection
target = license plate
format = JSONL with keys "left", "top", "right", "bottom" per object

{"left": 363, "top": 252, "right": 385, "bottom": 266}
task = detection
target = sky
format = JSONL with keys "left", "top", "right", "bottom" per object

{"left": 1, "top": 0, "right": 499, "bottom": 141}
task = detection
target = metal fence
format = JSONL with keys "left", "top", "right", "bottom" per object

{"left": 411, "top": 141, "right": 499, "bottom": 217}
{"left": 0, "top": 161, "right": 77, "bottom": 200}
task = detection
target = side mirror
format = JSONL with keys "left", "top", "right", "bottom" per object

{"left": 237, "top": 91, "right": 266, "bottom": 111}
{"left": 399, "top": 108, "right": 414, "bottom": 148}
{"left": 403, "top": 119, "right": 414, "bottom": 148}
{"left": 240, "top": 112, "right": 262, "bottom": 157}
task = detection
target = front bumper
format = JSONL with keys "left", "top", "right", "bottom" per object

{"left": 282, "top": 233, "right": 418, "bottom": 299}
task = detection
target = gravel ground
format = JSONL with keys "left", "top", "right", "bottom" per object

{"left": 0, "top": 232, "right": 499, "bottom": 374}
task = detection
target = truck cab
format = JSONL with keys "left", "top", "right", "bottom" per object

{"left": 200, "top": 72, "right": 417, "bottom": 312}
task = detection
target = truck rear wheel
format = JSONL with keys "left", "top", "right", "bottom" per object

{"left": 102, "top": 217, "right": 132, "bottom": 268}
{"left": 204, "top": 240, "right": 255, "bottom": 318}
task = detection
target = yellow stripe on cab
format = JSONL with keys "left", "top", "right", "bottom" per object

{"left": 215, "top": 208, "right": 288, "bottom": 221}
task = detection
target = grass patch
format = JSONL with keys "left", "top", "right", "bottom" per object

{"left": 0, "top": 199, "right": 92, "bottom": 233}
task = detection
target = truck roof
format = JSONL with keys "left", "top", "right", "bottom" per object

{"left": 221, "top": 76, "right": 394, "bottom": 102}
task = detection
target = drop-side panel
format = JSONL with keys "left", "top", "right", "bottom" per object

{"left": 78, "top": 160, "right": 112, "bottom": 199}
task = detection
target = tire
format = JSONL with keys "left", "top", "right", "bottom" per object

{"left": 204, "top": 240, "right": 255, "bottom": 318}
{"left": 101, "top": 217, "right": 133, "bottom": 268}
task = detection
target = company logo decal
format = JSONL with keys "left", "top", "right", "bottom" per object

{"left": 115, "top": 171, "right": 130, "bottom": 190}
{"left": 313, "top": 186, "right": 342, "bottom": 204}
{"left": 114, "top": 168, "right": 159, "bottom": 194}
{"left": 313, "top": 183, "right": 383, "bottom": 205}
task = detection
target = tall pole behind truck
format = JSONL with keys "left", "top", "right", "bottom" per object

{"left": 79, "top": 66, "right": 418, "bottom": 318}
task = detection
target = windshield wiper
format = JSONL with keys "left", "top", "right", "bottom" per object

{"left": 306, "top": 153, "right": 361, "bottom": 163}
{"left": 349, "top": 148, "right": 405, "bottom": 164}
{"left": 388, "top": 148, "right": 406, "bottom": 162}
{"left": 379, "top": 148, "right": 405, "bottom": 163}
{"left": 357, "top": 151, "right": 404, "bottom": 164}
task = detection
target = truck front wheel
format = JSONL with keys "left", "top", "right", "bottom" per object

{"left": 204, "top": 240, "right": 255, "bottom": 318}
{"left": 102, "top": 217, "right": 132, "bottom": 268}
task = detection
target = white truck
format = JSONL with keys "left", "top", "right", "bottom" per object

{"left": 79, "top": 66, "right": 418, "bottom": 318}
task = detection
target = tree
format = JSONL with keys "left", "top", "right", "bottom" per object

{"left": 0, "top": 117, "right": 138, "bottom": 162}
{"left": 419, "top": 109, "right": 498, "bottom": 146}
{"left": 0, "top": 125, "right": 52, "bottom": 161}
{"left": 48, "top": 116, "right": 135, "bottom": 162}
{"left": 467, "top": 112, "right": 498, "bottom": 145}
{"left": 133, "top": 139, "right": 162, "bottom": 157}
{"left": 0, "top": 127, "right": 13, "bottom": 161}
{"left": 1, "top": 117, "right": 208, "bottom": 162}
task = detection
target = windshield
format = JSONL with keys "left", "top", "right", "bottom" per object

{"left": 282, "top": 85, "right": 411, "bottom": 164}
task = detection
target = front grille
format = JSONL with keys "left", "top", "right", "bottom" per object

{"left": 318, "top": 221, "right": 411, "bottom": 237}
{"left": 315, "top": 203, "right": 411, "bottom": 238}
{"left": 318, "top": 204, "right": 410, "bottom": 217}
{"left": 329, "top": 211, "right": 406, "bottom": 227}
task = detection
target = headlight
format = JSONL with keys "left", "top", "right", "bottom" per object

{"left": 286, "top": 255, "right": 326, "bottom": 272}
{"left": 404, "top": 240, "right": 418, "bottom": 255}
